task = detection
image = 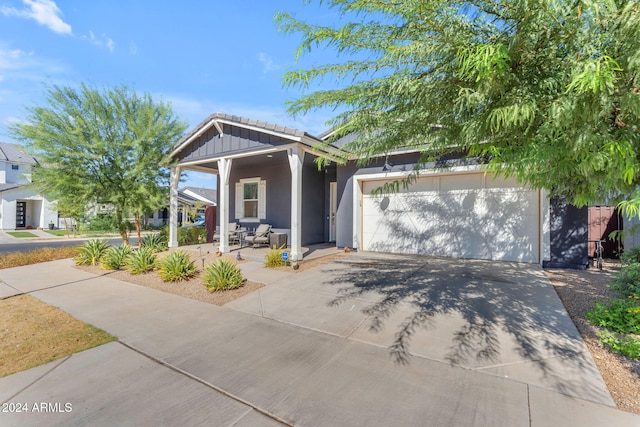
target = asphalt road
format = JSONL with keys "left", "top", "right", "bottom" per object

{"left": 0, "top": 237, "right": 139, "bottom": 253}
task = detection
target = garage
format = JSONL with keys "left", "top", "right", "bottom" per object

{"left": 360, "top": 172, "right": 542, "bottom": 263}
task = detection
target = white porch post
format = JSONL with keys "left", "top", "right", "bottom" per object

{"left": 288, "top": 147, "right": 305, "bottom": 261}
{"left": 217, "top": 158, "right": 232, "bottom": 253}
{"left": 168, "top": 166, "right": 181, "bottom": 248}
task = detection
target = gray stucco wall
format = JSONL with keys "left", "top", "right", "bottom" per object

{"left": 228, "top": 158, "right": 291, "bottom": 230}
{"left": 336, "top": 162, "right": 358, "bottom": 249}
{"left": 301, "top": 158, "right": 326, "bottom": 245}
{"left": 335, "top": 154, "right": 421, "bottom": 249}
{"left": 324, "top": 166, "right": 337, "bottom": 242}
{"left": 221, "top": 155, "right": 328, "bottom": 246}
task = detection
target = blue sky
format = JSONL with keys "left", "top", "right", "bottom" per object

{"left": 0, "top": 0, "right": 341, "bottom": 189}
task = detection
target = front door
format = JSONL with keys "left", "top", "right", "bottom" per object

{"left": 329, "top": 182, "right": 337, "bottom": 242}
{"left": 16, "top": 201, "right": 26, "bottom": 228}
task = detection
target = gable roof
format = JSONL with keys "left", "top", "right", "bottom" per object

{"left": 0, "top": 183, "right": 21, "bottom": 193}
{"left": 170, "top": 112, "right": 324, "bottom": 159}
{"left": 182, "top": 186, "right": 217, "bottom": 205}
{"left": 0, "top": 142, "right": 38, "bottom": 165}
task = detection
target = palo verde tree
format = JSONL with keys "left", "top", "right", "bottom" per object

{"left": 10, "top": 84, "right": 187, "bottom": 245}
{"left": 277, "top": 1, "right": 640, "bottom": 213}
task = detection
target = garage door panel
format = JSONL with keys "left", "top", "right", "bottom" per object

{"left": 362, "top": 174, "right": 540, "bottom": 263}
{"left": 440, "top": 174, "right": 483, "bottom": 191}
{"left": 362, "top": 176, "right": 437, "bottom": 194}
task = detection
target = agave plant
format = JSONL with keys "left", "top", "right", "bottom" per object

{"left": 100, "top": 245, "right": 133, "bottom": 270}
{"left": 125, "top": 247, "right": 156, "bottom": 274}
{"left": 156, "top": 251, "right": 197, "bottom": 282}
{"left": 203, "top": 258, "right": 244, "bottom": 292}
{"left": 74, "top": 239, "right": 110, "bottom": 266}
{"left": 140, "top": 233, "right": 167, "bottom": 253}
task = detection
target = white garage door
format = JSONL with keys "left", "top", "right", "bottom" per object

{"left": 361, "top": 173, "right": 540, "bottom": 263}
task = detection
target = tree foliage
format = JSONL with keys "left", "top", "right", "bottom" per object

{"left": 10, "top": 84, "right": 187, "bottom": 244}
{"left": 277, "top": 0, "right": 640, "bottom": 213}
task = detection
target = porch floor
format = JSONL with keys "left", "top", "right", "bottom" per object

{"left": 180, "top": 242, "right": 342, "bottom": 263}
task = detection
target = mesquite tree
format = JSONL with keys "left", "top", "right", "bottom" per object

{"left": 277, "top": 0, "right": 640, "bottom": 213}
{"left": 10, "top": 84, "right": 187, "bottom": 244}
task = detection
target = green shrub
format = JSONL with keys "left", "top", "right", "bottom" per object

{"left": 264, "top": 245, "right": 289, "bottom": 268}
{"left": 586, "top": 297, "right": 640, "bottom": 334}
{"left": 621, "top": 246, "right": 640, "bottom": 265}
{"left": 126, "top": 247, "right": 156, "bottom": 274}
{"left": 74, "top": 239, "right": 110, "bottom": 266}
{"left": 156, "top": 251, "right": 197, "bottom": 282}
{"left": 84, "top": 215, "right": 119, "bottom": 232}
{"left": 142, "top": 223, "right": 163, "bottom": 231}
{"left": 100, "top": 245, "right": 133, "bottom": 270}
{"left": 180, "top": 226, "right": 207, "bottom": 245}
{"left": 596, "top": 329, "right": 640, "bottom": 359}
{"left": 158, "top": 225, "right": 206, "bottom": 246}
{"left": 158, "top": 225, "right": 169, "bottom": 243}
{"left": 140, "top": 233, "right": 167, "bottom": 253}
{"left": 611, "top": 263, "right": 640, "bottom": 297}
{"left": 203, "top": 259, "right": 244, "bottom": 292}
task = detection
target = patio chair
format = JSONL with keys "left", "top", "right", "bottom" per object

{"left": 244, "top": 223, "right": 271, "bottom": 248}
{"left": 228, "top": 222, "right": 240, "bottom": 245}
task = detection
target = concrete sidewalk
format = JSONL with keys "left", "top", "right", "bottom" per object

{"left": 0, "top": 258, "right": 638, "bottom": 426}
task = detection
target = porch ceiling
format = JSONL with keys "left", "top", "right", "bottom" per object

{"left": 179, "top": 151, "right": 292, "bottom": 174}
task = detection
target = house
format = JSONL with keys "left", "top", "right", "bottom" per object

{"left": 0, "top": 142, "right": 58, "bottom": 230}
{"left": 143, "top": 186, "right": 217, "bottom": 227}
{"left": 166, "top": 113, "right": 588, "bottom": 267}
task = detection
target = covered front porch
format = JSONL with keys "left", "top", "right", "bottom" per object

{"left": 166, "top": 113, "right": 337, "bottom": 261}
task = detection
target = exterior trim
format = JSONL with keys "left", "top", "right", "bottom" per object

{"left": 352, "top": 165, "right": 550, "bottom": 264}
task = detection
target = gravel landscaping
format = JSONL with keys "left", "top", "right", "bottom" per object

{"left": 545, "top": 262, "right": 640, "bottom": 414}
{"left": 75, "top": 251, "right": 264, "bottom": 306}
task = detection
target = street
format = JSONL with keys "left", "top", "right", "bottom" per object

{"left": 0, "top": 237, "right": 139, "bottom": 253}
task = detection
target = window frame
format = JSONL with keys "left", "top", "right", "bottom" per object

{"left": 235, "top": 177, "right": 266, "bottom": 222}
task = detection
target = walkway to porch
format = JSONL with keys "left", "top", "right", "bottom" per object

{"left": 181, "top": 242, "right": 342, "bottom": 264}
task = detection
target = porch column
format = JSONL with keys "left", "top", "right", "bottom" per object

{"left": 288, "top": 147, "right": 305, "bottom": 261}
{"left": 217, "top": 158, "right": 232, "bottom": 253}
{"left": 168, "top": 166, "right": 181, "bottom": 248}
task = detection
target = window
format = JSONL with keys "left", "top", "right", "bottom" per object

{"left": 235, "top": 178, "right": 266, "bottom": 221}
{"left": 11, "top": 164, "right": 18, "bottom": 170}
{"left": 243, "top": 182, "right": 259, "bottom": 218}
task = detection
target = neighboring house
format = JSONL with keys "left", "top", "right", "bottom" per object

{"left": 166, "top": 113, "right": 589, "bottom": 267}
{"left": 144, "top": 186, "right": 217, "bottom": 227}
{"left": 0, "top": 142, "right": 58, "bottom": 230}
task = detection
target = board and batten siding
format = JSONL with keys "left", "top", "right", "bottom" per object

{"left": 176, "top": 124, "right": 297, "bottom": 164}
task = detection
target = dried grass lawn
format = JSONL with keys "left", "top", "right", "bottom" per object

{"left": 0, "top": 294, "right": 115, "bottom": 378}
{"left": 0, "top": 246, "right": 79, "bottom": 269}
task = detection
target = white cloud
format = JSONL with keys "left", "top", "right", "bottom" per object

{"left": 2, "top": 115, "right": 23, "bottom": 125}
{"left": 82, "top": 31, "right": 115, "bottom": 53}
{"left": 0, "top": 44, "right": 67, "bottom": 78}
{"left": 129, "top": 42, "right": 138, "bottom": 56}
{"left": 1, "top": 0, "right": 72, "bottom": 35}
{"left": 0, "top": 48, "right": 32, "bottom": 70}
{"left": 257, "top": 52, "right": 280, "bottom": 74}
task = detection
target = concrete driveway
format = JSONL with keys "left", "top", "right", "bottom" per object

{"left": 227, "top": 252, "right": 611, "bottom": 405}
{"left": 0, "top": 253, "right": 638, "bottom": 426}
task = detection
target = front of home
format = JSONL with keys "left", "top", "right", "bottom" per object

{"left": 0, "top": 142, "right": 57, "bottom": 230}
{"left": 167, "top": 113, "right": 588, "bottom": 267}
